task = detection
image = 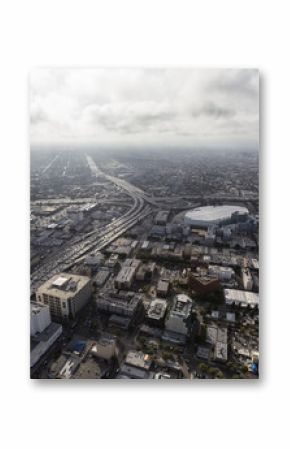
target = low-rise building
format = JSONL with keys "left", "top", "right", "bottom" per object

{"left": 224, "top": 289, "right": 259, "bottom": 307}
{"left": 125, "top": 350, "right": 152, "bottom": 370}
{"left": 155, "top": 210, "right": 170, "bottom": 225}
{"left": 94, "top": 269, "right": 110, "bottom": 287}
{"left": 135, "top": 262, "right": 156, "bottom": 281}
{"left": 91, "top": 335, "right": 119, "bottom": 361}
{"left": 114, "top": 258, "right": 141, "bottom": 289}
{"left": 96, "top": 291, "right": 143, "bottom": 317}
{"left": 84, "top": 252, "right": 105, "bottom": 270}
{"left": 157, "top": 279, "right": 170, "bottom": 297}
{"left": 188, "top": 271, "right": 220, "bottom": 294}
{"left": 117, "top": 350, "right": 153, "bottom": 379}
{"left": 208, "top": 265, "right": 235, "bottom": 282}
{"left": 206, "top": 325, "right": 228, "bottom": 362}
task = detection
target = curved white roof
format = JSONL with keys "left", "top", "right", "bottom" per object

{"left": 185, "top": 205, "right": 248, "bottom": 225}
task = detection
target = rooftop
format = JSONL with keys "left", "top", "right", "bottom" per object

{"left": 185, "top": 205, "right": 249, "bottom": 224}
{"left": 125, "top": 350, "right": 152, "bottom": 370}
{"left": 37, "top": 272, "right": 91, "bottom": 299}
{"left": 147, "top": 298, "right": 167, "bottom": 320}
{"left": 30, "top": 301, "right": 49, "bottom": 316}
{"left": 224, "top": 289, "right": 259, "bottom": 306}
{"left": 170, "top": 294, "right": 192, "bottom": 317}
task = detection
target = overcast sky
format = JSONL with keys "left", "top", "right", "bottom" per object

{"left": 30, "top": 68, "right": 259, "bottom": 150}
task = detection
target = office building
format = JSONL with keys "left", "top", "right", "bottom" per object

{"left": 165, "top": 294, "right": 192, "bottom": 336}
{"left": 146, "top": 298, "right": 168, "bottom": 325}
{"left": 36, "top": 273, "right": 92, "bottom": 319}
{"left": 224, "top": 289, "right": 259, "bottom": 307}
{"left": 96, "top": 291, "right": 143, "bottom": 317}
{"left": 114, "top": 259, "right": 141, "bottom": 289}
{"left": 30, "top": 302, "right": 62, "bottom": 367}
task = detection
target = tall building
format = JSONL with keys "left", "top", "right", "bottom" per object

{"left": 31, "top": 301, "right": 51, "bottom": 336}
{"left": 30, "top": 302, "right": 62, "bottom": 367}
{"left": 36, "top": 273, "right": 92, "bottom": 319}
{"left": 165, "top": 294, "right": 193, "bottom": 336}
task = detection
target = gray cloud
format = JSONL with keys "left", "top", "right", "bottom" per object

{"left": 30, "top": 68, "right": 259, "bottom": 149}
{"left": 191, "top": 102, "right": 235, "bottom": 119}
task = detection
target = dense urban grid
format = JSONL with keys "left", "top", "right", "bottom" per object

{"left": 30, "top": 148, "right": 259, "bottom": 379}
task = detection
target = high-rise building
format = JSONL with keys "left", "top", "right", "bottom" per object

{"left": 30, "top": 302, "right": 62, "bottom": 367}
{"left": 36, "top": 273, "right": 92, "bottom": 319}
{"left": 165, "top": 294, "right": 192, "bottom": 336}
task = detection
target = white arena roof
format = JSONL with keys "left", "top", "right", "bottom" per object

{"left": 184, "top": 205, "right": 248, "bottom": 226}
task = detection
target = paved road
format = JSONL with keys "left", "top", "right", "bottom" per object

{"left": 30, "top": 156, "right": 155, "bottom": 293}
{"left": 41, "top": 154, "right": 60, "bottom": 175}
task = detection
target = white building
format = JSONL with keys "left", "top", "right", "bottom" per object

{"left": 184, "top": 205, "right": 249, "bottom": 228}
{"left": 31, "top": 301, "right": 51, "bottom": 336}
{"left": 242, "top": 268, "right": 253, "bottom": 291}
{"left": 36, "top": 273, "right": 92, "bottom": 319}
{"left": 147, "top": 298, "right": 168, "bottom": 323}
{"left": 224, "top": 289, "right": 259, "bottom": 307}
{"left": 30, "top": 302, "right": 62, "bottom": 367}
{"left": 165, "top": 294, "right": 192, "bottom": 336}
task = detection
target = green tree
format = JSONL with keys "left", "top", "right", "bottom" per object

{"left": 198, "top": 363, "right": 209, "bottom": 374}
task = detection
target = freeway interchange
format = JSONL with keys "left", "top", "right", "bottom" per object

{"left": 30, "top": 155, "right": 154, "bottom": 294}
{"left": 31, "top": 154, "right": 258, "bottom": 294}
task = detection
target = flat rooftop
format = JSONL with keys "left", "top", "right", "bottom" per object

{"left": 37, "top": 272, "right": 91, "bottom": 299}
{"left": 30, "top": 301, "right": 49, "bottom": 315}
{"left": 147, "top": 298, "right": 167, "bottom": 320}
{"left": 224, "top": 288, "right": 259, "bottom": 306}
{"left": 115, "top": 267, "right": 136, "bottom": 283}
{"left": 125, "top": 350, "right": 152, "bottom": 370}
{"left": 171, "top": 294, "right": 192, "bottom": 316}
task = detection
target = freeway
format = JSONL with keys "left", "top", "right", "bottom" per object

{"left": 41, "top": 154, "right": 60, "bottom": 175}
{"left": 30, "top": 156, "right": 155, "bottom": 293}
{"left": 87, "top": 155, "right": 161, "bottom": 207}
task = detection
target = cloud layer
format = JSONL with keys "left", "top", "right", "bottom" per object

{"left": 30, "top": 68, "right": 259, "bottom": 149}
